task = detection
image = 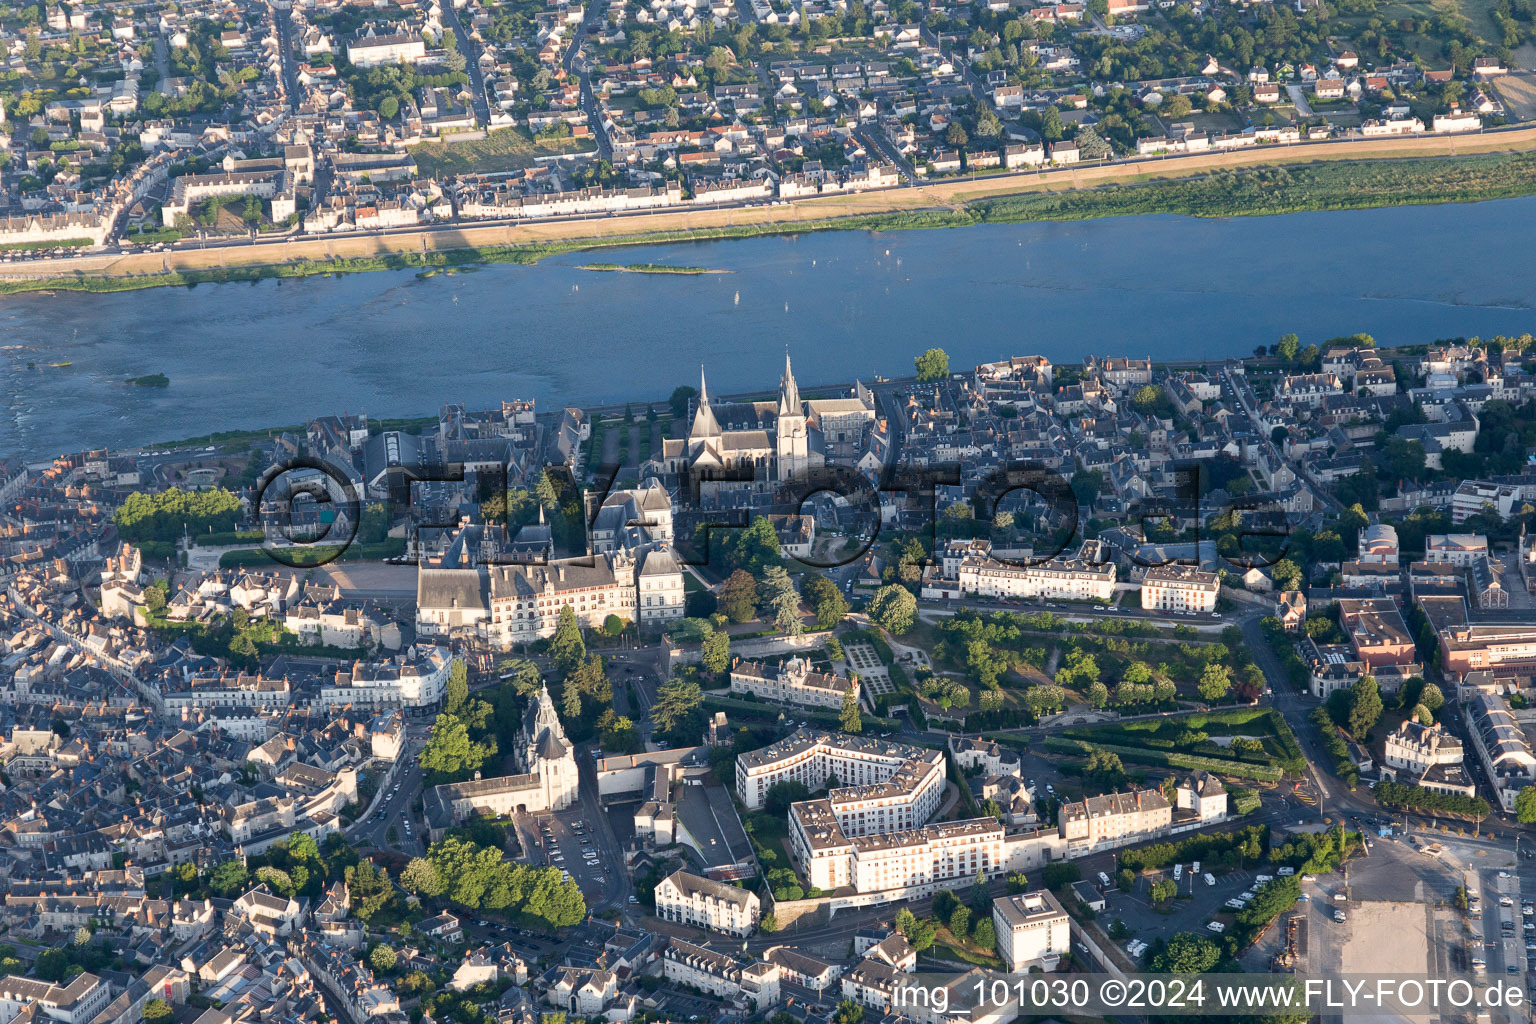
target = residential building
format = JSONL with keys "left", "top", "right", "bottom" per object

{"left": 1140, "top": 564, "right": 1220, "bottom": 613}
{"left": 654, "top": 869, "right": 760, "bottom": 936}
{"left": 992, "top": 890, "right": 1071, "bottom": 971}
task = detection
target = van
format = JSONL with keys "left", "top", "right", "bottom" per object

{"left": 1192, "top": 861, "right": 1201, "bottom": 874}
{"left": 1278, "top": 867, "right": 1296, "bottom": 876}
{"left": 1255, "top": 874, "right": 1274, "bottom": 883}
{"left": 1205, "top": 873, "right": 1216, "bottom": 887}
{"left": 1207, "top": 921, "right": 1226, "bottom": 933}
{"left": 1173, "top": 865, "right": 1183, "bottom": 880}
{"left": 1098, "top": 872, "right": 1112, "bottom": 886}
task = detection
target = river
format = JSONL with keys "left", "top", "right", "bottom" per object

{"left": 3, "top": 197, "right": 1535, "bottom": 460}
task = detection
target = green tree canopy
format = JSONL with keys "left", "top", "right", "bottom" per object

{"left": 652, "top": 676, "right": 704, "bottom": 735}
{"left": 914, "top": 347, "right": 950, "bottom": 382}
{"left": 868, "top": 584, "right": 917, "bottom": 634}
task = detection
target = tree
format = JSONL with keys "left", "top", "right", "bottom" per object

{"left": 1519, "top": 787, "right": 1536, "bottom": 825}
{"left": 369, "top": 945, "right": 398, "bottom": 972}
{"left": 1383, "top": 437, "right": 1427, "bottom": 482}
{"left": 443, "top": 658, "right": 469, "bottom": 714}
{"left": 760, "top": 564, "right": 803, "bottom": 635}
{"left": 719, "top": 569, "right": 758, "bottom": 623}
{"left": 895, "top": 907, "right": 936, "bottom": 951}
{"left": 1150, "top": 878, "right": 1178, "bottom": 904}
{"left": 1087, "top": 681, "right": 1110, "bottom": 709}
{"left": 868, "top": 584, "right": 917, "bottom": 634}
{"left": 1197, "top": 663, "right": 1231, "bottom": 702}
{"left": 1277, "top": 333, "right": 1300, "bottom": 362}
{"left": 760, "top": 912, "right": 779, "bottom": 933}
{"left": 255, "top": 865, "right": 295, "bottom": 896}
{"left": 602, "top": 614, "right": 626, "bottom": 637}
{"left": 833, "top": 1001, "right": 865, "bottom": 1024}
{"left": 1152, "top": 933, "right": 1222, "bottom": 973}
{"left": 209, "top": 859, "right": 249, "bottom": 897}
{"left": 652, "top": 677, "right": 704, "bottom": 734}
{"left": 33, "top": 949, "right": 70, "bottom": 983}
{"left": 1085, "top": 748, "right": 1125, "bottom": 785}
{"left": 401, "top": 857, "right": 444, "bottom": 897}
{"left": 287, "top": 831, "right": 320, "bottom": 863}
{"left": 419, "top": 714, "right": 492, "bottom": 780}
{"left": 1271, "top": 558, "right": 1303, "bottom": 591}
{"left": 914, "top": 348, "right": 950, "bottom": 382}
{"left": 1420, "top": 682, "right": 1444, "bottom": 713}
{"left": 840, "top": 686, "right": 863, "bottom": 733}
{"left": 547, "top": 606, "right": 586, "bottom": 674}
{"left": 948, "top": 906, "right": 971, "bottom": 937}
{"left": 701, "top": 629, "right": 731, "bottom": 675}
{"left": 802, "top": 573, "right": 849, "bottom": 628}
{"left": 142, "top": 1001, "right": 174, "bottom": 1024}
{"left": 1025, "top": 684, "right": 1067, "bottom": 717}
{"left": 1347, "top": 675, "right": 1383, "bottom": 738}
{"left": 973, "top": 917, "right": 996, "bottom": 951}
{"left": 1031, "top": 103, "right": 1063, "bottom": 141}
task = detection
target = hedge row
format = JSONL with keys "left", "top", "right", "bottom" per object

{"left": 1042, "top": 736, "right": 1283, "bottom": 782}
{"left": 1374, "top": 780, "right": 1490, "bottom": 820}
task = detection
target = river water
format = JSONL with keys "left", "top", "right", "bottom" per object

{"left": 3, "top": 197, "right": 1535, "bottom": 459}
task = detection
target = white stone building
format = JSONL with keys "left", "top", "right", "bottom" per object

{"left": 654, "top": 869, "right": 761, "bottom": 936}
{"left": 993, "top": 890, "right": 1071, "bottom": 971}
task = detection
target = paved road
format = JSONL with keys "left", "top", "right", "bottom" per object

{"left": 1287, "top": 84, "right": 1316, "bottom": 117}
{"left": 439, "top": 1, "right": 490, "bottom": 125}
{"left": 348, "top": 726, "right": 431, "bottom": 854}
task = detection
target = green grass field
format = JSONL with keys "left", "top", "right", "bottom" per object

{"left": 411, "top": 127, "right": 597, "bottom": 177}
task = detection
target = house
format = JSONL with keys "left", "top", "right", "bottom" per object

{"left": 419, "top": 912, "right": 463, "bottom": 942}
{"left": 1278, "top": 591, "right": 1307, "bottom": 631}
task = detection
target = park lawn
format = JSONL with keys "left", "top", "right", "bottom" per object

{"left": 930, "top": 926, "right": 1005, "bottom": 970}
{"left": 411, "top": 127, "right": 597, "bottom": 177}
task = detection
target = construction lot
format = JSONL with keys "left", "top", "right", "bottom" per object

{"left": 1241, "top": 831, "right": 1531, "bottom": 1024}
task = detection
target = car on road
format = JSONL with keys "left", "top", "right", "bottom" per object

{"left": 628, "top": 896, "right": 639, "bottom": 903}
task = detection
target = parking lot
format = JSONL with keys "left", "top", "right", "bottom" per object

{"left": 1089, "top": 858, "right": 1294, "bottom": 961}
{"left": 525, "top": 807, "right": 635, "bottom": 910}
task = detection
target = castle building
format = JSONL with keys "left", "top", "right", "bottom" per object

{"left": 729, "top": 656, "right": 856, "bottom": 709}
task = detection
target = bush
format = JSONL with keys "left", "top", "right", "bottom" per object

{"left": 1043, "top": 736, "right": 1282, "bottom": 782}
{"left": 1041, "top": 863, "right": 1081, "bottom": 889}
{"left": 1374, "top": 780, "right": 1490, "bottom": 820}
{"left": 1119, "top": 825, "right": 1268, "bottom": 873}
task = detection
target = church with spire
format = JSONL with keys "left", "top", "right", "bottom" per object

{"left": 652, "top": 353, "right": 876, "bottom": 491}
{"left": 516, "top": 683, "right": 580, "bottom": 811}
{"left": 421, "top": 682, "right": 580, "bottom": 838}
